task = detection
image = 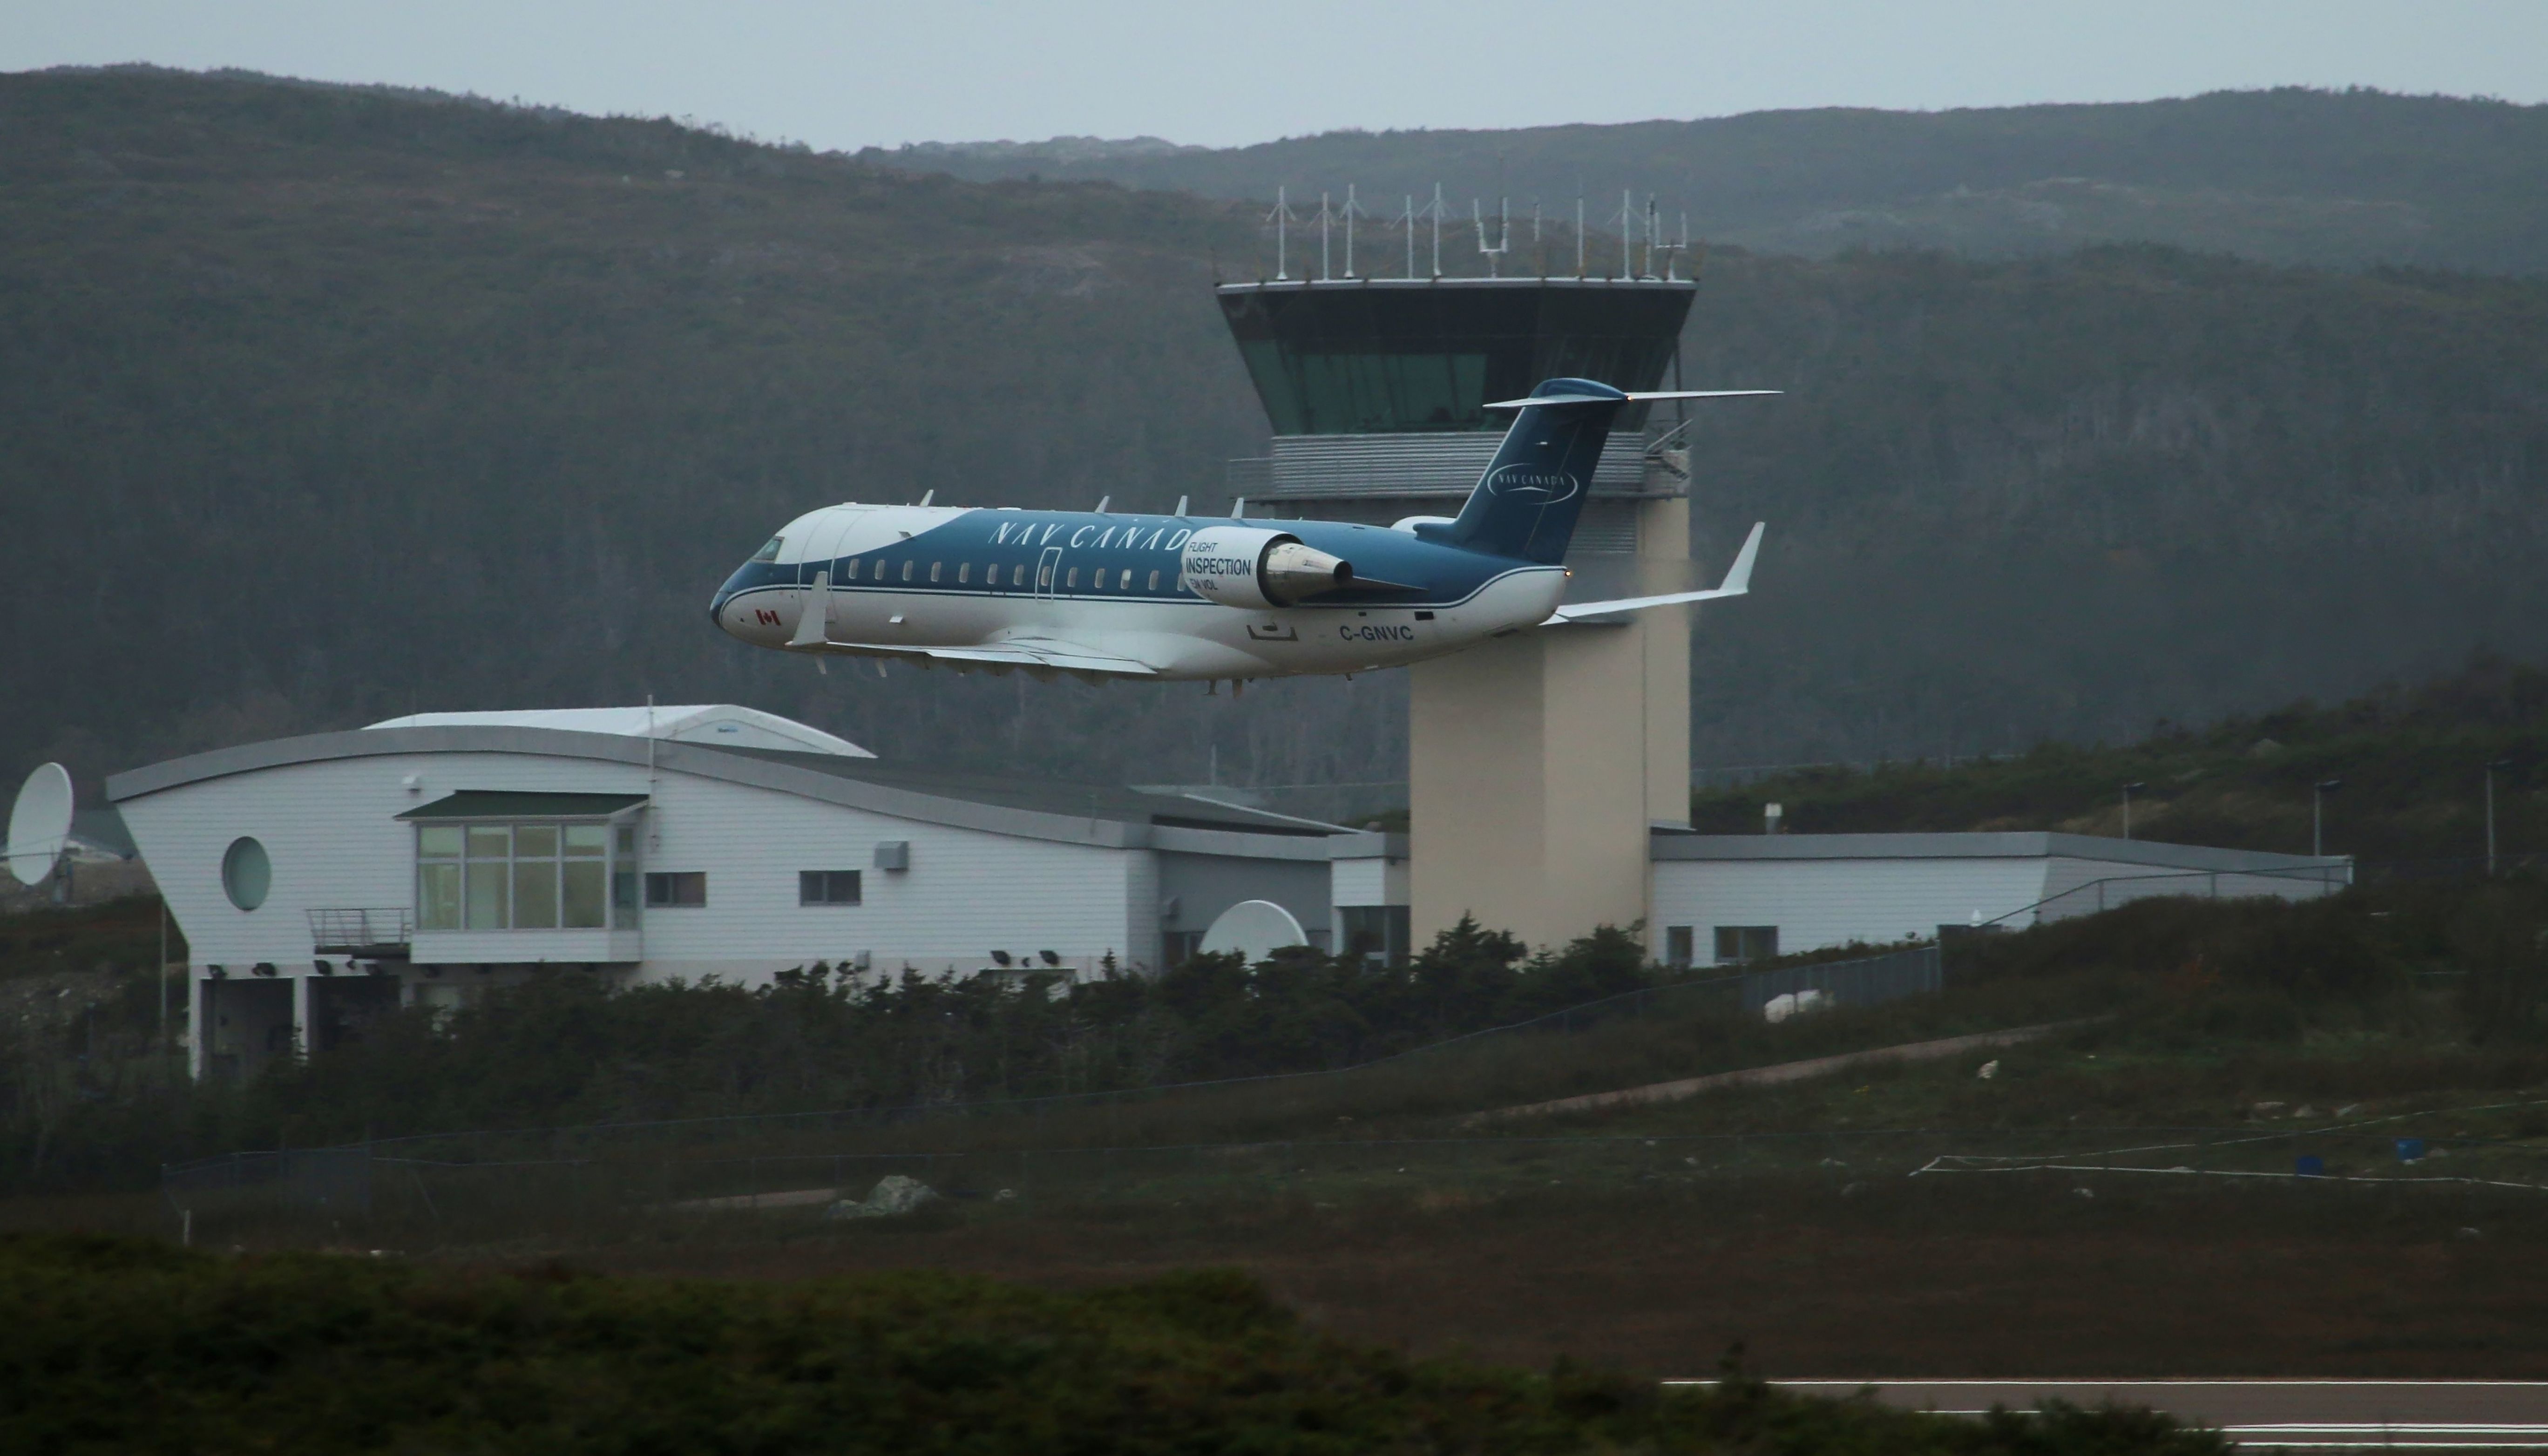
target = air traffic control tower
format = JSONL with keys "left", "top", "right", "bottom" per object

{"left": 1219, "top": 274, "right": 1707, "bottom": 950}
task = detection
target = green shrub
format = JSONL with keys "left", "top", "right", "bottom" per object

{"left": 0, "top": 1233, "right": 2225, "bottom": 1456}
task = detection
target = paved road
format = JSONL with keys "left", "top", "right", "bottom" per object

{"left": 1735, "top": 1381, "right": 2548, "bottom": 1447}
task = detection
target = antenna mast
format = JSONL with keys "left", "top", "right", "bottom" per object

{"left": 1342, "top": 183, "right": 1362, "bottom": 278}
{"left": 1575, "top": 196, "right": 1586, "bottom": 276}
{"left": 1316, "top": 191, "right": 1334, "bottom": 281}
{"left": 1473, "top": 196, "right": 1510, "bottom": 278}
{"left": 1402, "top": 193, "right": 1416, "bottom": 279}
{"left": 1267, "top": 186, "right": 1294, "bottom": 280}
{"left": 1430, "top": 183, "right": 1445, "bottom": 278}
{"left": 1658, "top": 210, "right": 1691, "bottom": 282}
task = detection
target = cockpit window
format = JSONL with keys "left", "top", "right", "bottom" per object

{"left": 750, "top": 535, "right": 784, "bottom": 563}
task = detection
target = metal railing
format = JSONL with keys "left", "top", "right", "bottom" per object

{"left": 1981, "top": 863, "right": 2349, "bottom": 930}
{"left": 306, "top": 907, "right": 413, "bottom": 955}
{"left": 1741, "top": 945, "right": 1941, "bottom": 1015}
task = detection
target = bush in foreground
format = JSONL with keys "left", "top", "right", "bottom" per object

{"left": 0, "top": 1233, "right": 2220, "bottom": 1455}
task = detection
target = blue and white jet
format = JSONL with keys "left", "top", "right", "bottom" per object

{"left": 710, "top": 378, "right": 1772, "bottom": 683}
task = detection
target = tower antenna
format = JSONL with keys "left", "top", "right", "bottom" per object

{"left": 1658, "top": 210, "right": 1691, "bottom": 282}
{"left": 1267, "top": 186, "right": 1295, "bottom": 281}
{"left": 1316, "top": 191, "right": 1334, "bottom": 281}
{"left": 1430, "top": 183, "right": 1445, "bottom": 278}
{"left": 1342, "top": 184, "right": 1364, "bottom": 278}
{"left": 1402, "top": 193, "right": 1416, "bottom": 279}
{"left": 1473, "top": 196, "right": 1510, "bottom": 278}
{"left": 1575, "top": 196, "right": 1586, "bottom": 276}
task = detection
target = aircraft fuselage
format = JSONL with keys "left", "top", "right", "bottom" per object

{"left": 711, "top": 504, "right": 1565, "bottom": 681}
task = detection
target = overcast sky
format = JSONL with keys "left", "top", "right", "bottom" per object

{"left": 8, "top": 0, "right": 2543, "bottom": 151}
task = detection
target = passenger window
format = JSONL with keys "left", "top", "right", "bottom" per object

{"left": 1147, "top": 570, "right": 1160, "bottom": 590}
{"left": 901, "top": 560, "right": 915, "bottom": 582}
{"left": 845, "top": 558, "right": 861, "bottom": 581}
{"left": 958, "top": 563, "right": 971, "bottom": 583}
{"left": 930, "top": 562, "right": 943, "bottom": 583}
{"left": 750, "top": 536, "right": 783, "bottom": 563}
{"left": 1065, "top": 568, "right": 1078, "bottom": 589}
{"left": 1094, "top": 568, "right": 1108, "bottom": 589}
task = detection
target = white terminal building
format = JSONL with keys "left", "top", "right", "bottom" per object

{"left": 101, "top": 703, "right": 2347, "bottom": 1082}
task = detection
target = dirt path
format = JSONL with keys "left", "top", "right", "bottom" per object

{"left": 1467, "top": 1021, "right": 2073, "bottom": 1124}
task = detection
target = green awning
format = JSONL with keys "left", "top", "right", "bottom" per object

{"left": 396, "top": 791, "right": 649, "bottom": 821}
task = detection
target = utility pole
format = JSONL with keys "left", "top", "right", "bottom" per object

{"left": 2487, "top": 759, "right": 2516, "bottom": 876}
{"left": 2313, "top": 779, "right": 2344, "bottom": 858}
{"left": 2121, "top": 782, "right": 2146, "bottom": 840}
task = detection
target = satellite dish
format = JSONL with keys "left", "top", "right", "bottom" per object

{"left": 6, "top": 762, "right": 74, "bottom": 887}
{"left": 1199, "top": 899, "right": 1308, "bottom": 963}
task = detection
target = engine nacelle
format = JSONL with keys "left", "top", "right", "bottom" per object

{"left": 1179, "top": 526, "right": 1356, "bottom": 609}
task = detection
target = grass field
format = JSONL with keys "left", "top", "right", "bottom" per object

{"left": 18, "top": 880, "right": 2548, "bottom": 1385}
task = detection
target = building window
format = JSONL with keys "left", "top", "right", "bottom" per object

{"left": 420, "top": 821, "right": 621, "bottom": 931}
{"left": 1340, "top": 906, "right": 1411, "bottom": 968}
{"left": 645, "top": 871, "right": 707, "bottom": 908}
{"left": 465, "top": 826, "right": 509, "bottom": 928}
{"left": 800, "top": 870, "right": 862, "bottom": 906}
{"left": 220, "top": 837, "right": 271, "bottom": 912}
{"left": 1714, "top": 925, "right": 1779, "bottom": 964}
{"left": 1163, "top": 930, "right": 1204, "bottom": 967}
{"left": 1665, "top": 926, "right": 1694, "bottom": 970}
{"left": 562, "top": 825, "right": 608, "bottom": 927}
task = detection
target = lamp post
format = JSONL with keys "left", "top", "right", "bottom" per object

{"left": 2313, "top": 779, "right": 2344, "bottom": 858}
{"left": 2487, "top": 759, "right": 2516, "bottom": 876}
{"left": 2121, "top": 782, "right": 2147, "bottom": 840}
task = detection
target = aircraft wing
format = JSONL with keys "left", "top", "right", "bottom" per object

{"left": 797, "top": 632, "right": 1159, "bottom": 680}
{"left": 1543, "top": 521, "right": 1765, "bottom": 625}
{"left": 787, "top": 570, "right": 1158, "bottom": 678}
{"left": 924, "top": 638, "right": 1160, "bottom": 677}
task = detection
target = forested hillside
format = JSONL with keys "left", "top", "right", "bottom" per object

{"left": 870, "top": 88, "right": 2548, "bottom": 275}
{"left": 3, "top": 68, "right": 2546, "bottom": 808}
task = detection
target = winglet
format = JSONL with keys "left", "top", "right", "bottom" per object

{"left": 1539, "top": 521, "right": 1769, "bottom": 624}
{"left": 1716, "top": 520, "right": 1765, "bottom": 598}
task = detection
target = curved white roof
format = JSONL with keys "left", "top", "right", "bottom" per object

{"left": 362, "top": 704, "right": 872, "bottom": 758}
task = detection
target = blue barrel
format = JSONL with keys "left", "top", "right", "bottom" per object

{"left": 2295, "top": 1154, "right": 2326, "bottom": 1177}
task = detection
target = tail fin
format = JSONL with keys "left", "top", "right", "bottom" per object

{"left": 1443, "top": 378, "right": 1629, "bottom": 563}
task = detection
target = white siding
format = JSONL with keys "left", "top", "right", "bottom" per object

{"left": 1650, "top": 857, "right": 2056, "bottom": 963}
{"left": 634, "top": 771, "right": 1143, "bottom": 975}
{"left": 1121, "top": 850, "right": 1161, "bottom": 973}
{"left": 1330, "top": 856, "right": 1410, "bottom": 908}
{"left": 117, "top": 750, "right": 647, "bottom": 971}
{"left": 119, "top": 750, "right": 1159, "bottom": 989}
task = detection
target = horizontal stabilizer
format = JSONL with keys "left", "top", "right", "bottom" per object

{"left": 1543, "top": 521, "right": 1766, "bottom": 624}
{"left": 1483, "top": 389, "right": 1781, "bottom": 410}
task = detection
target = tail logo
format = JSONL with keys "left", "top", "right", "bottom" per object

{"left": 1481, "top": 465, "right": 1579, "bottom": 505}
